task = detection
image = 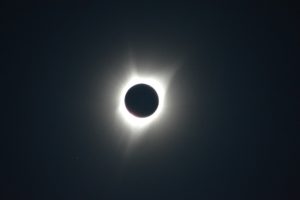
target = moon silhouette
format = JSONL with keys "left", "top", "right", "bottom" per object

{"left": 125, "top": 84, "right": 159, "bottom": 118}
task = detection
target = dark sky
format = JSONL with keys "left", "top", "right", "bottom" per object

{"left": 2, "top": 1, "right": 299, "bottom": 200}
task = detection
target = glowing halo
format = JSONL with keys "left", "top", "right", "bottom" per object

{"left": 117, "top": 73, "right": 167, "bottom": 131}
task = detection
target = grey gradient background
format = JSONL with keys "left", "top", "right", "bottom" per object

{"left": 2, "top": 1, "right": 299, "bottom": 200}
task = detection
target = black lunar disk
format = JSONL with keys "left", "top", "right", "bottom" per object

{"left": 125, "top": 84, "right": 159, "bottom": 118}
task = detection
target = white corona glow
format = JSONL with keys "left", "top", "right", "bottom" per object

{"left": 117, "top": 73, "right": 166, "bottom": 131}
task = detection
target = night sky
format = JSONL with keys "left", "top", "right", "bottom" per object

{"left": 2, "top": 1, "right": 299, "bottom": 200}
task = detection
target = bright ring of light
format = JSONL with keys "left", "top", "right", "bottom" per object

{"left": 118, "top": 74, "right": 166, "bottom": 129}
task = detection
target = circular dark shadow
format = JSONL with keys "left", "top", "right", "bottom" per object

{"left": 125, "top": 84, "right": 159, "bottom": 118}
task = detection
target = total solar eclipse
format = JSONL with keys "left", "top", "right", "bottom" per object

{"left": 117, "top": 74, "right": 167, "bottom": 130}
{"left": 125, "top": 84, "right": 159, "bottom": 118}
